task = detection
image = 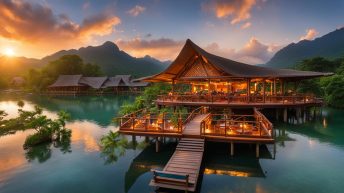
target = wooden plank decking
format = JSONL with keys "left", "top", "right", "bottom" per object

{"left": 150, "top": 138, "right": 205, "bottom": 192}
{"left": 183, "top": 114, "right": 210, "bottom": 136}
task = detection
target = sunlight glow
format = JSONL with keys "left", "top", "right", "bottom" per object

{"left": 4, "top": 48, "right": 15, "bottom": 56}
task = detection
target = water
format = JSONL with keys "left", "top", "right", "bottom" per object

{"left": 0, "top": 94, "right": 343, "bottom": 193}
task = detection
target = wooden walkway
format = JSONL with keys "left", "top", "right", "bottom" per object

{"left": 150, "top": 138, "right": 205, "bottom": 192}
{"left": 183, "top": 114, "right": 210, "bottom": 136}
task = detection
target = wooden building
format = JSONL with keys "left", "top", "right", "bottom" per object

{"left": 119, "top": 39, "right": 332, "bottom": 147}
{"left": 119, "top": 39, "right": 332, "bottom": 192}
{"left": 47, "top": 75, "right": 148, "bottom": 95}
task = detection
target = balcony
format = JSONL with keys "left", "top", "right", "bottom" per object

{"left": 156, "top": 93, "right": 322, "bottom": 107}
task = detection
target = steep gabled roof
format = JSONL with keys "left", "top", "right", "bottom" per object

{"left": 141, "top": 39, "right": 333, "bottom": 82}
{"left": 79, "top": 77, "right": 108, "bottom": 89}
{"left": 102, "top": 75, "right": 132, "bottom": 87}
{"left": 49, "top": 75, "right": 83, "bottom": 87}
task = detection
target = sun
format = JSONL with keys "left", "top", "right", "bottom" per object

{"left": 4, "top": 48, "right": 15, "bottom": 57}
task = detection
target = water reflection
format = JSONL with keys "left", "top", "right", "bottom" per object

{"left": 125, "top": 140, "right": 175, "bottom": 193}
{"left": 276, "top": 108, "right": 344, "bottom": 148}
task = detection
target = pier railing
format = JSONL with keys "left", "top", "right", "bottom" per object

{"left": 200, "top": 109, "right": 274, "bottom": 138}
{"left": 157, "top": 94, "right": 320, "bottom": 105}
{"left": 118, "top": 107, "right": 206, "bottom": 134}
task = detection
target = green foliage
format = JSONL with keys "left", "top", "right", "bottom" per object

{"left": 324, "top": 75, "right": 344, "bottom": 108}
{"left": 0, "top": 105, "right": 72, "bottom": 148}
{"left": 0, "top": 76, "right": 8, "bottom": 89}
{"left": 295, "top": 56, "right": 344, "bottom": 108}
{"left": 296, "top": 57, "right": 340, "bottom": 72}
{"left": 118, "top": 83, "right": 171, "bottom": 116}
{"left": 26, "top": 55, "right": 103, "bottom": 91}
{"left": 100, "top": 131, "right": 128, "bottom": 164}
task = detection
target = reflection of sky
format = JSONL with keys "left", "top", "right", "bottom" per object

{"left": 0, "top": 98, "right": 119, "bottom": 185}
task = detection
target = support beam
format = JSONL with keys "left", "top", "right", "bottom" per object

{"left": 273, "top": 78, "right": 277, "bottom": 95}
{"left": 247, "top": 78, "right": 251, "bottom": 103}
{"left": 230, "top": 142, "right": 234, "bottom": 156}
{"left": 155, "top": 137, "right": 160, "bottom": 153}
{"left": 263, "top": 79, "right": 266, "bottom": 103}
{"left": 256, "top": 143, "right": 260, "bottom": 158}
{"left": 283, "top": 108, "right": 288, "bottom": 123}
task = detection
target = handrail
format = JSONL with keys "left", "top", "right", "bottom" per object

{"left": 183, "top": 106, "right": 204, "bottom": 125}
{"left": 157, "top": 93, "right": 321, "bottom": 104}
{"left": 200, "top": 109, "right": 274, "bottom": 138}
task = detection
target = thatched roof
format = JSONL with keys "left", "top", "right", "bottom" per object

{"left": 49, "top": 75, "right": 83, "bottom": 87}
{"left": 79, "top": 77, "right": 108, "bottom": 89}
{"left": 141, "top": 39, "right": 333, "bottom": 82}
{"left": 103, "top": 75, "right": 149, "bottom": 87}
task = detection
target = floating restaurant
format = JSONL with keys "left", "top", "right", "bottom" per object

{"left": 118, "top": 39, "right": 332, "bottom": 192}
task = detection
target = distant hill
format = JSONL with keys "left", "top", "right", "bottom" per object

{"left": 41, "top": 41, "right": 167, "bottom": 77}
{"left": 0, "top": 56, "right": 42, "bottom": 77}
{"left": 0, "top": 41, "right": 168, "bottom": 78}
{"left": 266, "top": 28, "right": 344, "bottom": 68}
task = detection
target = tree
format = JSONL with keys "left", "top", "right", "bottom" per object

{"left": 324, "top": 75, "right": 344, "bottom": 108}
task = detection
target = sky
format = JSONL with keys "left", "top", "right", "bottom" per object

{"left": 0, "top": 0, "right": 344, "bottom": 64}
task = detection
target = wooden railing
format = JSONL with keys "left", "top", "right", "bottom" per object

{"left": 118, "top": 107, "right": 206, "bottom": 134}
{"left": 157, "top": 94, "right": 321, "bottom": 105}
{"left": 200, "top": 109, "right": 274, "bottom": 138}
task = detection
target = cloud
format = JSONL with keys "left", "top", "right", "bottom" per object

{"left": 0, "top": 0, "right": 121, "bottom": 57}
{"left": 299, "top": 28, "right": 318, "bottom": 40}
{"left": 205, "top": 37, "right": 282, "bottom": 64}
{"left": 127, "top": 5, "right": 146, "bottom": 17}
{"left": 204, "top": 0, "right": 256, "bottom": 24}
{"left": 241, "top": 22, "right": 251, "bottom": 29}
{"left": 116, "top": 38, "right": 183, "bottom": 61}
{"left": 82, "top": 2, "right": 90, "bottom": 10}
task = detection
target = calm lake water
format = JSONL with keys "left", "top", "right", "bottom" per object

{"left": 0, "top": 94, "right": 343, "bottom": 193}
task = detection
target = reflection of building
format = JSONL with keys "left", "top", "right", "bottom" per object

{"left": 47, "top": 75, "right": 148, "bottom": 95}
{"left": 124, "top": 143, "right": 174, "bottom": 193}
{"left": 204, "top": 142, "right": 273, "bottom": 178}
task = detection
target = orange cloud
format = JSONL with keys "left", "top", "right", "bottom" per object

{"left": 127, "top": 5, "right": 146, "bottom": 17}
{"left": 0, "top": 0, "right": 121, "bottom": 58}
{"left": 205, "top": 0, "right": 256, "bottom": 24}
{"left": 299, "top": 28, "right": 318, "bottom": 40}
{"left": 116, "top": 38, "right": 183, "bottom": 61}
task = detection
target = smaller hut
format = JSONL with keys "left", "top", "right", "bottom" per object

{"left": 47, "top": 75, "right": 84, "bottom": 95}
{"left": 79, "top": 77, "right": 108, "bottom": 94}
{"left": 103, "top": 75, "right": 148, "bottom": 93}
{"left": 11, "top": 76, "right": 25, "bottom": 87}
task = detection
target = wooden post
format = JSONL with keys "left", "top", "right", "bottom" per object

{"left": 273, "top": 78, "right": 277, "bottom": 95}
{"left": 172, "top": 79, "right": 175, "bottom": 95}
{"left": 247, "top": 78, "right": 250, "bottom": 103}
{"left": 256, "top": 143, "right": 260, "bottom": 158}
{"left": 155, "top": 137, "right": 160, "bottom": 153}
{"left": 283, "top": 108, "right": 288, "bottom": 123}
{"left": 230, "top": 142, "right": 234, "bottom": 156}
{"left": 263, "top": 79, "right": 266, "bottom": 103}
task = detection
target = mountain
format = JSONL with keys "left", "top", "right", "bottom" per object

{"left": 41, "top": 41, "right": 167, "bottom": 77}
{"left": 266, "top": 28, "right": 344, "bottom": 68}
{"left": 0, "top": 56, "right": 42, "bottom": 77}
{"left": 0, "top": 41, "right": 167, "bottom": 78}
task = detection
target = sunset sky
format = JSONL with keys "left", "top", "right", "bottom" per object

{"left": 1, "top": 0, "right": 343, "bottom": 64}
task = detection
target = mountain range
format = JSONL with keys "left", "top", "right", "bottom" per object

{"left": 266, "top": 27, "right": 344, "bottom": 68}
{"left": 1, "top": 27, "right": 344, "bottom": 78}
{"left": 0, "top": 41, "right": 169, "bottom": 78}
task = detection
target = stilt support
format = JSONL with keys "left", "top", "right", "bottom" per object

{"left": 230, "top": 142, "right": 234, "bottom": 156}
{"left": 256, "top": 143, "right": 260, "bottom": 158}
{"left": 283, "top": 108, "right": 288, "bottom": 123}
{"left": 155, "top": 137, "right": 160, "bottom": 153}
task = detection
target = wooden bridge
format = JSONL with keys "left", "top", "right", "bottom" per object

{"left": 150, "top": 138, "right": 205, "bottom": 192}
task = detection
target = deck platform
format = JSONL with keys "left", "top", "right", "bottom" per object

{"left": 183, "top": 114, "right": 210, "bottom": 137}
{"left": 150, "top": 138, "right": 205, "bottom": 192}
